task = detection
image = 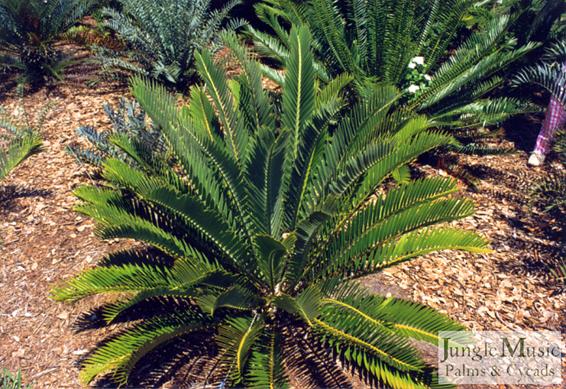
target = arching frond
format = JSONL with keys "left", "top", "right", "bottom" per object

{"left": 513, "top": 62, "right": 566, "bottom": 106}
{"left": 246, "top": 330, "right": 288, "bottom": 389}
{"left": 216, "top": 316, "right": 265, "bottom": 384}
{"left": 0, "top": 131, "right": 42, "bottom": 180}
{"left": 79, "top": 311, "right": 213, "bottom": 385}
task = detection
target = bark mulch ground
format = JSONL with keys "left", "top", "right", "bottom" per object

{"left": 364, "top": 150, "right": 565, "bottom": 333}
{"left": 0, "top": 49, "right": 564, "bottom": 387}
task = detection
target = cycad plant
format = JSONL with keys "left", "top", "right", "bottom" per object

{"left": 507, "top": 0, "right": 565, "bottom": 45}
{"left": 52, "top": 27, "right": 489, "bottom": 388}
{"left": 68, "top": 98, "right": 166, "bottom": 167}
{"left": 0, "top": 132, "right": 42, "bottom": 180}
{"left": 96, "top": 0, "right": 246, "bottom": 89}
{"left": 0, "top": 0, "right": 94, "bottom": 85}
{"left": 513, "top": 40, "right": 566, "bottom": 107}
{"left": 0, "top": 106, "right": 42, "bottom": 180}
{"left": 248, "top": 0, "right": 537, "bottom": 128}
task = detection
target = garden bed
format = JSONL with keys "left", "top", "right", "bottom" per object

{"left": 0, "top": 48, "right": 564, "bottom": 388}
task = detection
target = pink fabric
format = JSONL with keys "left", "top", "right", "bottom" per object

{"left": 534, "top": 96, "right": 566, "bottom": 155}
{"left": 533, "top": 61, "right": 566, "bottom": 155}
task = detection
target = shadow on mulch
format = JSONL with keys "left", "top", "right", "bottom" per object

{"left": 0, "top": 184, "right": 52, "bottom": 211}
{"left": 495, "top": 225, "right": 564, "bottom": 290}
{"left": 502, "top": 114, "right": 542, "bottom": 153}
{"left": 461, "top": 163, "right": 509, "bottom": 182}
{"left": 71, "top": 296, "right": 218, "bottom": 388}
{"left": 85, "top": 333, "right": 216, "bottom": 389}
{"left": 0, "top": 46, "right": 126, "bottom": 102}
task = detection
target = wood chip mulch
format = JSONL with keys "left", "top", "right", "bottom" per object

{"left": 364, "top": 152, "right": 565, "bottom": 334}
{"left": 0, "top": 52, "right": 564, "bottom": 387}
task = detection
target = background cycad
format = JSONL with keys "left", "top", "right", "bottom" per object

{"left": 52, "top": 27, "right": 490, "bottom": 388}
{"left": 67, "top": 98, "right": 165, "bottom": 167}
{"left": 0, "top": 0, "right": 94, "bottom": 84}
{"left": 96, "top": 0, "right": 246, "bottom": 89}
{"left": 248, "top": 0, "right": 538, "bottom": 129}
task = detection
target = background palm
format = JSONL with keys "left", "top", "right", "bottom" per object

{"left": 52, "top": 27, "right": 489, "bottom": 388}
{"left": 248, "top": 0, "right": 538, "bottom": 129}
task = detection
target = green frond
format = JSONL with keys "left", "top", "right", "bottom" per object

{"left": 186, "top": 86, "right": 218, "bottom": 140}
{"left": 454, "top": 143, "right": 515, "bottom": 156}
{"left": 417, "top": 0, "right": 473, "bottom": 69}
{"left": 273, "top": 285, "right": 322, "bottom": 325}
{"left": 216, "top": 316, "right": 265, "bottom": 383}
{"left": 246, "top": 128, "right": 291, "bottom": 236}
{"left": 432, "top": 97, "right": 539, "bottom": 128}
{"left": 332, "top": 130, "right": 456, "bottom": 204}
{"left": 213, "top": 285, "right": 261, "bottom": 314}
{"left": 320, "top": 281, "right": 466, "bottom": 345}
{"left": 132, "top": 77, "right": 260, "bottom": 261}
{"left": 50, "top": 263, "right": 175, "bottom": 301}
{"left": 326, "top": 199, "right": 477, "bottom": 277}
{"left": 375, "top": 297, "right": 466, "bottom": 344}
{"left": 313, "top": 287, "right": 461, "bottom": 387}
{"left": 195, "top": 50, "right": 247, "bottom": 163}
{"left": 79, "top": 311, "right": 212, "bottom": 385}
{"left": 222, "top": 32, "right": 275, "bottom": 133}
{"left": 0, "top": 131, "right": 42, "bottom": 180}
{"left": 130, "top": 77, "right": 179, "bottom": 131}
{"left": 133, "top": 186, "right": 246, "bottom": 266}
{"left": 286, "top": 209, "right": 333, "bottom": 288}
{"left": 352, "top": 227, "right": 490, "bottom": 276}
{"left": 310, "top": 84, "right": 400, "bottom": 195}
{"left": 76, "top": 198, "right": 199, "bottom": 261}
{"left": 282, "top": 25, "right": 316, "bottom": 158}
{"left": 513, "top": 62, "right": 566, "bottom": 106}
{"left": 313, "top": 313, "right": 424, "bottom": 372}
{"left": 285, "top": 108, "right": 335, "bottom": 227}
{"left": 246, "top": 25, "right": 289, "bottom": 66}
{"left": 338, "top": 176, "right": 461, "bottom": 238}
{"left": 51, "top": 255, "right": 221, "bottom": 302}
{"left": 316, "top": 72, "right": 353, "bottom": 110}
{"left": 73, "top": 185, "right": 122, "bottom": 206}
{"left": 307, "top": 0, "right": 357, "bottom": 76}
{"left": 392, "top": 165, "right": 412, "bottom": 184}
{"left": 246, "top": 330, "right": 288, "bottom": 389}
{"left": 254, "top": 234, "right": 288, "bottom": 291}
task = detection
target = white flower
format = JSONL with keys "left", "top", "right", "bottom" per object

{"left": 408, "top": 62, "right": 417, "bottom": 69}
{"left": 407, "top": 84, "right": 420, "bottom": 94}
{"left": 411, "top": 56, "right": 425, "bottom": 65}
{"left": 424, "top": 74, "right": 432, "bottom": 81}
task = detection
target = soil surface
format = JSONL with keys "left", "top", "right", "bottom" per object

{"left": 0, "top": 46, "right": 564, "bottom": 388}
